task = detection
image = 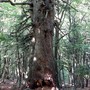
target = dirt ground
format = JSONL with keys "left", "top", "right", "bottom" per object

{"left": 0, "top": 79, "right": 90, "bottom": 90}
{"left": 62, "top": 79, "right": 90, "bottom": 90}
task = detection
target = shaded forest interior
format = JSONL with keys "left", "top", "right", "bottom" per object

{"left": 0, "top": 0, "right": 90, "bottom": 90}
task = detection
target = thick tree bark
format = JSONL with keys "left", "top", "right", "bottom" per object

{"left": 28, "top": 0, "right": 57, "bottom": 89}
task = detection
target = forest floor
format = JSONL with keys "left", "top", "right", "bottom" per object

{"left": 62, "top": 79, "right": 90, "bottom": 90}
{"left": 63, "top": 86, "right": 90, "bottom": 90}
{"left": 77, "top": 84, "right": 90, "bottom": 90}
{"left": 0, "top": 79, "right": 20, "bottom": 90}
{"left": 77, "top": 79, "right": 90, "bottom": 90}
{"left": 0, "top": 79, "right": 90, "bottom": 90}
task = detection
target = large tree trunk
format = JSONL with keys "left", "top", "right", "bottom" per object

{"left": 28, "top": 0, "right": 57, "bottom": 89}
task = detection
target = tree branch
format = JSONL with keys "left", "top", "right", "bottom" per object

{"left": 61, "top": 0, "right": 78, "bottom": 11}
{"left": 55, "top": 31, "right": 72, "bottom": 45}
{"left": 0, "top": 0, "right": 32, "bottom": 6}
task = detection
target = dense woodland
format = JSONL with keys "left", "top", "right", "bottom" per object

{"left": 0, "top": 0, "right": 90, "bottom": 90}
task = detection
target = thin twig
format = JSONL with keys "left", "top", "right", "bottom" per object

{"left": 0, "top": 0, "right": 32, "bottom": 6}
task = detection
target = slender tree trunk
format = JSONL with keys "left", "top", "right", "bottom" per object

{"left": 72, "top": 55, "right": 77, "bottom": 90}
{"left": 16, "top": 32, "right": 22, "bottom": 87}
{"left": 62, "top": 66, "right": 65, "bottom": 90}
{"left": 2, "top": 58, "right": 6, "bottom": 82}
{"left": 54, "top": 25, "right": 61, "bottom": 89}
{"left": 1, "top": 49, "right": 9, "bottom": 81}
{"left": 0, "top": 51, "right": 2, "bottom": 78}
{"left": 85, "top": 78, "right": 88, "bottom": 87}
{"left": 58, "top": 55, "right": 62, "bottom": 89}
{"left": 81, "top": 77, "right": 84, "bottom": 88}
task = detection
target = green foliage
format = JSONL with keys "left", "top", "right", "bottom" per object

{"left": 64, "top": 23, "right": 83, "bottom": 56}
{"left": 74, "top": 0, "right": 82, "bottom": 3}
{"left": 75, "top": 65, "right": 90, "bottom": 77}
{"left": 0, "top": 0, "right": 90, "bottom": 84}
{"left": 0, "top": 33, "right": 11, "bottom": 42}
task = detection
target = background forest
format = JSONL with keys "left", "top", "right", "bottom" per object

{"left": 0, "top": 0, "right": 90, "bottom": 90}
